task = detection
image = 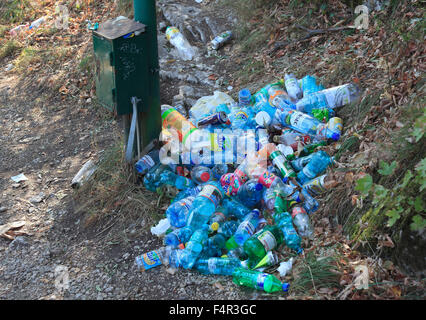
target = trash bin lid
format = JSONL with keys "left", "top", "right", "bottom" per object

{"left": 94, "top": 16, "right": 145, "bottom": 40}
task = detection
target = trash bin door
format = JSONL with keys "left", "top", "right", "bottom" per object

{"left": 93, "top": 34, "right": 116, "bottom": 113}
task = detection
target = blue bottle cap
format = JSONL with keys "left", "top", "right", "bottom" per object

{"left": 282, "top": 283, "right": 290, "bottom": 292}
{"left": 331, "top": 133, "right": 340, "bottom": 141}
{"left": 239, "top": 88, "right": 251, "bottom": 99}
{"left": 255, "top": 183, "right": 263, "bottom": 191}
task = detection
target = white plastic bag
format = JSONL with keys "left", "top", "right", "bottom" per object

{"left": 189, "top": 91, "right": 235, "bottom": 121}
{"left": 150, "top": 218, "right": 171, "bottom": 237}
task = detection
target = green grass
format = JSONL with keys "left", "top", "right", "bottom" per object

{"left": 291, "top": 252, "right": 341, "bottom": 295}
{"left": 0, "top": 39, "right": 21, "bottom": 60}
{"left": 0, "top": 0, "right": 32, "bottom": 24}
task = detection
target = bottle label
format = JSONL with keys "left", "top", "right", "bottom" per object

{"left": 257, "top": 231, "right": 277, "bottom": 252}
{"left": 323, "top": 85, "right": 351, "bottom": 108}
{"left": 302, "top": 175, "right": 326, "bottom": 195}
{"left": 235, "top": 111, "right": 248, "bottom": 121}
{"left": 240, "top": 220, "right": 256, "bottom": 236}
{"left": 234, "top": 168, "right": 248, "bottom": 184}
{"left": 135, "top": 250, "right": 162, "bottom": 271}
{"left": 166, "top": 27, "right": 179, "bottom": 41}
{"left": 256, "top": 273, "right": 268, "bottom": 290}
{"left": 180, "top": 198, "right": 193, "bottom": 211}
{"left": 208, "top": 258, "right": 216, "bottom": 273}
{"left": 199, "top": 184, "right": 223, "bottom": 207}
{"left": 258, "top": 171, "right": 277, "bottom": 188}
{"left": 291, "top": 206, "right": 307, "bottom": 219}
{"left": 289, "top": 111, "right": 312, "bottom": 128}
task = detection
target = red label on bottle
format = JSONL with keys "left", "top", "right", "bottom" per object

{"left": 258, "top": 171, "right": 277, "bottom": 188}
{"left": 291, "top": 206, "right": 307, "bottom": 219}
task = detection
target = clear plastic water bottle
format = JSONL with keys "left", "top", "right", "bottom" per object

{"left": 211, "top": 30, "right": 233, "bottom": 50}
{"left": 135, "top": 246, "right": 173, "bottom": 271}
{"left": 185, "top": 181, "right": 224, "bottom": 231}
{"left": 284, "top": 73, "right": 303, "bottom": 101}
{"left": 226, "top": 246, "right": 249, "bottom": 260}
{"left": 273, "top": 129, "right": 311, "bottom": 152}
{"left": 267, "top": 84, "right": 295, "bottom": 111}
{"left": 296, "top": 83, "right": 361, "bottom": 114}
{"left": 164, "top": 226, "right": 193, "bottom": 248}
{"left": 191, "top": 165, "right": 213, "bottom": 184}
{"left": 166, "top": 196, "right": 195, "bottom": 228}
{"left": 296, "top": 150, "right": 334, "bottom": 185}
{"left": 195, "top": 257, "right": 241, "bottom": 275}
{"left": 221, "top": 197, "right": 251, "bottom": 221}
{"left": 302, "top": 174, "right": 337, "bottom": 197}
{"left": 276, "top": 107, "right": 340, "bottom": 141}
{"left": 291, "top": 206, "right": 314, "bottom": 238}
{"left": 232, "top": 267, "right": 290, "bottom": 293}
{"left": 165, "top": 26, "right": 197, "bottom": 61}
{"left": 179, "top": 225, "right": 209, "bottom": 269}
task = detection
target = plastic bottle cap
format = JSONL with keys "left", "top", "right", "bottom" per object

{"left": 331, "top": 133, "right": 340, "bottom": 141}
{"left": 282, "top": 283, "right": 290, "bottom": 292}
{"left": 211, "top": 222, "right": 219, "bottom": 232}
{"left": 200, "top": 172, "right": 210, "bottom": 182}
{"left": 255, "top": 111, "right": 271, "bottom": 127}
{"left": 178, "top": 243, "right": 185, "bottom": 250}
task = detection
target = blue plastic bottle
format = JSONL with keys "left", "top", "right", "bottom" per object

{"left": 212, "top": 164, "right": 228, "bottom": 180}
{"left": 225, "top": 209, "right": 262, "bottom": 250}
{"left": 236, "top": 179, "right": 264, "bottom": 208}
{"left": 239, "top": 88, "right": 252, "bottom": 106}
{"left": 135, "top": 149, "right": 160, "bottom": 175}
{"left": 185, "top": 181, "right": 225, "bottom": 231}
{"left": 173, "top": 185, "right": 202, "bottom": 203}
{"left": 166, "top": 196, "right": 195, "bottom": 228}
{"left": 221, "top": 197, "right": 251, "bottom": 221}
{"left": 180, "top": 225, "right": 209, "bottom": 269}
{"left": 296, "top": 150, "right": 334, "bottom": 185}
{"left": 158, "top": 169, "right": 196, "bottom": 190}
{"left": 208, "top": 207, "right": 229, "bottom": 232}
{"left": 194, "top": 257, "right": 242, "bottom": 275}
{"left": 290, "top": 153, "right": 315, "bottom": 172}
{"left": 298, "top": 75, "right": 323, "bottom": 96}
{"left": 217, "top": 220, "right": 239, "bottom": 238}
{"left": 301, "top": 188, "right": 319, "bottom": 214}
{"left": 164, "top": 226, "right": 193, "bottom": 248}
{"left": 273, "top": 212, "right": 302, "bottom": 254}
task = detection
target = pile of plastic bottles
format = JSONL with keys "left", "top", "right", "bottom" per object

{"left": 134, "top": 74, "right": 361, "bottom": 294}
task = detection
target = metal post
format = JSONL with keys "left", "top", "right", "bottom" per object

{"left": 133, "top": 0, "right": 161, "bottom": 153}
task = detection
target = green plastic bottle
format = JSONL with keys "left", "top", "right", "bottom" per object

{"left": 232, "top": 267, "right": 289, "bottom": 293}
{"left": 299, "top": 141, "right": 327, "bottom": 157}
{"left": 243, "top": 225, "right": 283, "bottom": 263}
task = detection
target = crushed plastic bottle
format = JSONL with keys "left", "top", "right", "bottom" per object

{"left": 186, "top": 181, "right": 224, "bottom": 231}
{"left": 296, "top": 150, "right": 334, "bottom": 185}
{"left": 191, "top": 166, "right": 213, "bottom": 184}
{"left": 179, "top": 225, "right": 209, "bottom": 269}
{"left": 291, "top": 206, "right": 314, "bottom": 238}
{"left": 236, "top": 179, "right": 264, "bottom": 208}
{"left": 135, "top": 149, "right": 160, "bottom": 175}
{"left": 166, "top": 26, "right": 197, "bottom": 61}
{"left": 166, "top": 196, "right": 195, "bottom": 228}
{"left": 211, "top": 31, "right": 233, "bottom": 50}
